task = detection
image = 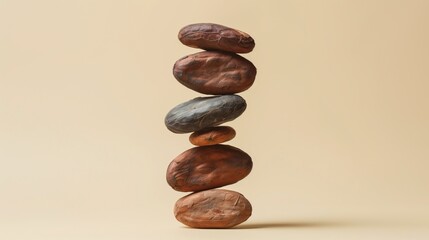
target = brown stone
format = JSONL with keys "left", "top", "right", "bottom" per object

{"left": 173, "top": 51, "right": 256, "bottom": 95}
{"left": 178, "top": 23, "right": 255, "bottom": 53}
{"left": 174, "top": 189, "right": 252, "bottom": 228}
{"left": 166, "top": 145, "right": 252, "bottom": 192}
{"left": 189, "top": 126, "right": 236, "bottom": 146}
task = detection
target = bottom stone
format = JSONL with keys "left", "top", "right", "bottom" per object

{"left": 174, "top": 189, "right": 252, "bottom": 228}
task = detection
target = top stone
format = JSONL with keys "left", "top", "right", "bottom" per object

{"left": 178, "top": 23, "right": 255, "bottom": 53}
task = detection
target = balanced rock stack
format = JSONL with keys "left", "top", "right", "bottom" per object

{"left": 165, "top": 23, "right": 257, "bottom": 229}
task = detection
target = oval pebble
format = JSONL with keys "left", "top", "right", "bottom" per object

{"left": 173, "top": 51, "right": 256, "bottom": 95}
{"left": 166, "top": 144, "right": 252, "bottom": 192}
{"left": 165, "top": 95, "right": 246, "bottom": 134}
{"left": 174, "top": 189, "right": 252, "bottom": 228}
{"left": 178, "top": 23, "right": 255, "bottom": 53}
{"left": 189, "top": 126, "right": 236, "bottom": 146}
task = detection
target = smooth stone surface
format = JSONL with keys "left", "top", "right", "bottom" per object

{"left": 173, "top": 51, "right": 257, "bottom": 95}
{"left": 189, "top": 126, "right": 236, "bottom": 146}
{"left": 165, "top": 95, "right": 246, "bottom": 134}
{"left": 178, "top": 23, "right": 255, "bottom": 53}
{"left": 166, "top": 144, "right": 252, "bottom": 192}
{"left": 174, "top": 189, "right": 252, "bottom": 228}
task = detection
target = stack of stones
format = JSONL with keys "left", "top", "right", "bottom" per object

{"left": 165, "top": 23, "right": 257, "bottom": 229}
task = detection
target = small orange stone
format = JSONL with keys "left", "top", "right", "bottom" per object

{"left": 189, "top": 126, "right": 236, "bottom": 146}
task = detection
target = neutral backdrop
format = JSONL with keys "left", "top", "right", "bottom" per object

{"left": 1, "top": 0, "right": 428, "bottom": 239}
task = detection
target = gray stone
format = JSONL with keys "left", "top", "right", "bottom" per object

{"left": 165, "top": 95, "right": 246, "bottom": 133}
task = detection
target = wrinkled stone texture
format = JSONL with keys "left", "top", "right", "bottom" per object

{"left": 178, "top": 23, "right": 255, "bottom": 53}
{"left": 189, "top": 126, "right": 236, "bottom": 146}
{"left": 165, "top": 95, "right": 246, "bottom": 134}
{"left": 174, "top": 189, "right": 252, "bottom": 228}
{"left": 166, "top": 145, "right": 252, "bottom": 192}
{"left": 173, "top": 51, "right": 257, "bottom": 95}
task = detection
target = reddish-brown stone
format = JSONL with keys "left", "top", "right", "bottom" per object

{"left": 174, "top": 189, "right": 252, "bottom": 228}
{"left": 173, "top": 51, "right": 256, "bottom": 95}
{"left": 166, "top": 145, "right": 252, "bottom": 192}
{"left": 189, "top": 126, "right": 236, "bottom": 146}
{"left": 178, "top": 23, "right": 255, "bottom": 53}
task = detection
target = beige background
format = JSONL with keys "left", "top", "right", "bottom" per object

{"left": 1, "top": 0, "right": 428, "bottom": 239}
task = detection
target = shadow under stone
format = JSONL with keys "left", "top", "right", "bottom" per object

{"left": 234, "top": 220, "right": 355, "bottom": 229}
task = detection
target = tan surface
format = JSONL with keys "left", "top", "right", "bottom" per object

{"left": 1, "top": 0, "right": 428, "bottom": 239}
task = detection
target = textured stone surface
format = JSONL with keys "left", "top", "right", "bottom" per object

{"left": 165, "top": 95, "right": 246, "bottom": 134}
{"left": 189, "top": 126, "right": 236, "bottom": 146}
{"left": 178, "top": 23, "right": 255, "bottom": 53}
{"left": 173, "top": 51, "right": 257, "bottom": 95}
{"left": 166, "top": 144, "right": 252, "bottom": 192}
{"left": 174, "top": 189, "right": 252, "bottom": 228}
